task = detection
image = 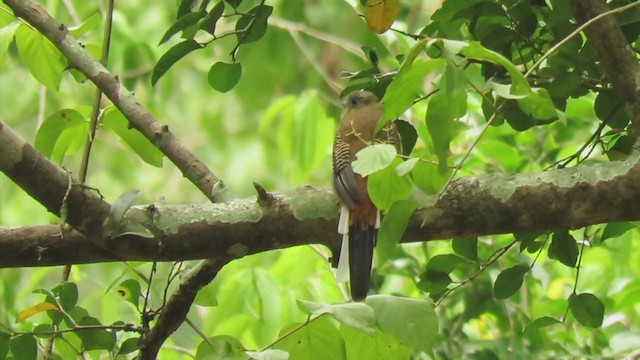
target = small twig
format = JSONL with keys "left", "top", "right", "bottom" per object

{"left": 436, "top": 240, "right": 517, "bottom": 306}
{"left": 262, "top": 314, "right": 328, "bottom": 350}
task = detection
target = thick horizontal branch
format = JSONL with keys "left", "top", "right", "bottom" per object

{"left": 3, "top": 0, "right": 223, "bottom": 202}
{"left": 2, "top": 151, "right": 639, "bottom": 267}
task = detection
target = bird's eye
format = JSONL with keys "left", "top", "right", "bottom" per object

{"left": 350, "top": 97, "right": 359, "bottom": 106}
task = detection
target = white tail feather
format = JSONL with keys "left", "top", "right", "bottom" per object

{"left": 336, "top": 206, "right": 350, "bottom": 282}
{"left": 375, "top": 210, "right": 381, "bottom": 229}
{"left": 336, "top": 232, "right": 350, "bottom": 282}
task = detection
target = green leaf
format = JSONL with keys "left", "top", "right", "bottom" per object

{"left": 367, "top": 157, "right": 413, "bottom": 211}
{"left": 118, "top": 279, "right": 141, "bottom": 307}
{"left": 517, "top": 88, "right": 558, "bottom": 121}
{"left": 352, "top": 144, "right": 398, "bottom": 177}
{"left": 245, "top": 349, "right": 289, "bottom": 360}
{"left": 601, "top": 222, "right": 635, "bottom": 242}
{"left": 0, "top": 332, "right": 9, "bottom": 360}
{"left": 377, "top": 200, "right": 417, "bottom": 265}
{"left": 297, "top": 300, "right": 375, "bottom": 334}
{"left": 341, "top": 326, "right": 411, "bottom": 360}
{"left": 417, "top": 269, "right": 451, "bottom": 294}
{"left": 200, "top": 1, "right": 225, "bottom": 35}
{"left": 452, "top": 238, "right": 477, "bottom": 260}
{"left": 395, "top": 157, "right": 418, "bottom": 176}
{"left": 395, "top": 119, "right": 417, "bottom": 156}
{"left": 548, "top": 230, "right": 578, "bottom": 267}
{"left": 569, "top": 293, "right": 604, "bottom": 328}
{"left": 235, "top": 5, "right": 273, "bottom": 44}
{"left": 524, "top": 316, "right": 562, "bottom": 333}
{"left": 54, "top": 282, "right": 78, "bottom": 311}
{"left": 77, "top": 316, "right": 117, "bottom": 351}
{"left": 381, "top": 59, "right": 447, "bottom": 125}
{"left": 426, "top": 254, "right": 464, "bottom": 273}
{"left": 493, "top": 265, "right": 529, "bottom": 299}
{"left": 117, "top": 337, "right": 140, "bottom": 356}
{"left": 159, "top": 10, "right": 206, "bottom": 45}
{"left": 426, "top": 91, "right": 466, "bottom": 172}
{"left": 366, "top": 295, "right": 438, "bottom": 355}
{"left": 196, "top": 335, "right": 246, "bottom": 360}
{"left": 410, "top": 157, "right": 450, "bottom": 194}
{"left": 105, "top": 190, "right": 140, "bottom": 235}
{"left": 152, "top": 39, "right": 202, "bottom": 85}
{"left": 100, "top": 107, "right": 164, "bottom": 167}
{"left": 33, "top": 324, "right": 54, "bottom": 339}
{"left": 34, "top": 109, "right": 88, "bottom": 164}
{"left": 10, "top": 334, "right": 37, "bottom": 360}
{"left": 207, "top": 61, "right": 242, "bottom": 92}
{"left": 273, "top": 316, "right": 345, "bottom": 360}
{"left": 454, "top": 40, "right": 531, "bottom": 96}
{"left": 68, "top": 12, "right": 102, "bottom": 38}
{"left": 515, "top": 232, "right": 542, "bottom": 253}
{"left": 15, "top": 24, "right": 66, "bottom": 90}
{"left": 0, "top": 21, "right": 19, "bottom": 63}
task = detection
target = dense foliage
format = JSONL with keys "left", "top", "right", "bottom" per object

{"left": 1, "top": 0, "right": 639, "bottom": 359}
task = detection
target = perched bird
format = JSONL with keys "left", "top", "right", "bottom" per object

{"left": 332, "top": 90, "right": 401, "bottom": 300}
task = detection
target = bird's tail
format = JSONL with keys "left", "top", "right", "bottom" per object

{"left": 348, "top": 224, "right": 377, "bottom": 301}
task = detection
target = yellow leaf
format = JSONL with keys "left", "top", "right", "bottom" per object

{"left": 364, "top": 0, "right": 401, "bottom": 34}
{"left": 16, "top": 302, "right": 59, "bottom": 322}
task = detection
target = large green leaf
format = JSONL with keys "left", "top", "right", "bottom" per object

{"left": 367, "top": 157, "right": 413, "bottom": 211}
{"left": 341, "top": 326, "right": 411, "bottom": 360}
{"left": 15, "top": 24, "right": 66, "bottom": 90}
{"left": 366, "top": 295, "right": 438, "bottom": 355}
{"left": 377, "top": 200, "right": 417, "bottom": 265}
{"left": 34, "top": 109, "right": 88, "bottom": 165}
{"left": 273, "top": 316, "right": 345, "bottom": 360}
{"left": 297, "top": 300, "right": 375, "bottom": 334}
{"left": 380, "top": 59, "right": 447, "bottom": 125}
{"left": 352, "top": 144, "right": 397, "bottom": 177}
{"left": 100, "top": 107, "right": 164, "bottom": 167}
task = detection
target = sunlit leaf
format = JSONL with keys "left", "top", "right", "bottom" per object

{"left": 367, "top": 157, "right": 412, "bottom": 211}
{"left": 15, "top": 24, "right": 66, "bottom": 90}
{"left": 364, "top": 0, "right": 400, "bottom": 34}
{"left": 377, "top": 200, "right": 417, "bottom": 265}
{"left": 366, "top": 295, "right": 438, "bottom": 355}
{"left": 16, "top": 302, "right": 58, "bottom": 323}
{"left": 297, "top": 300, "right": 375, "bottom": 334}
{"left": 352, "top": 144, "right": 397, "bottom": 177}
{"left": 118, "top": 279, "right": 141, "bottom": 307}
{"left": 273, "top": 316, "right": 345, "bottom": 360}
{"left": 100, "top": 107, "right": 164, "bottom": 167}
{"left": 196, "top": 335, "right": 246, "bottom": 360}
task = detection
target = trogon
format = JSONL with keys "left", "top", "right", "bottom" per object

{"left": 332, "top": 90, "right": 401, "bottom": 300}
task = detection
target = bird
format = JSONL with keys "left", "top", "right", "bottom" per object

{"left": 332, "top": 90, "right": 401, "bottom": 301}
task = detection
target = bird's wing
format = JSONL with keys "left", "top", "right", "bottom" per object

{"left": 332, "top": 133, "right": 364, "bottom": 210}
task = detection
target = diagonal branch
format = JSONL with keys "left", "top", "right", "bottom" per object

{"left": 570, "top": 0, "right": 640, "bottom": 137}
{"left": 3, "top": 0, "right": 224, "bottom": 202}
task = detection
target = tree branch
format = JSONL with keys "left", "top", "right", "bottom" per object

{"left": 570, "top": 0, "right": 640, "bottom": 137}
{"left": 2, "top": 0, "right": 224, "bottom": 202}
{"left": 0, "top": 121, "right": 110, "bottom": 240}
{"left": 2, "top": 148, "right": 639, "bottom": 267}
